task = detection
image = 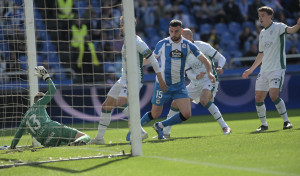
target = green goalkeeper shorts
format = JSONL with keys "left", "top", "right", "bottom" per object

{"left": 40, "top": 122, "right": 79, "bottom": 147}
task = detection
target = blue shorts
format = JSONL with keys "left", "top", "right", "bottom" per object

{"left": 151, "top": 82, "right": 189, "bottom": 106}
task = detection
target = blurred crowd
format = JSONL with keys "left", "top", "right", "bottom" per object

{"left": 0, "top": 0, "right": 299, "bottom": 84}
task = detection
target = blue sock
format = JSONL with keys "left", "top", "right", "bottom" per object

{"left": 141, "top": 112, "right": 152, "bottom": 126}
{"left": 161, "top": 113, "right": 183, "bottom": 127}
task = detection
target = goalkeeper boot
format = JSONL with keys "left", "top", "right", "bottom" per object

{"left": 89, "top": 138, "right": 105, "bottom": 145}
{"left": 153, "top": 123, "right": 166, "bottom": 140}
{"left": 222, "top": 127, "right": 232, "bottom": 135}
{"left": 283, "top": 121, "right": 293, "bottom": 130}
{"left": 256, "top": 125, "right": 269, "bottom": 132}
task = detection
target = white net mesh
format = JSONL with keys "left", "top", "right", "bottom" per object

{"left": 0, "top": 0, "right": 133, "bottom": 164}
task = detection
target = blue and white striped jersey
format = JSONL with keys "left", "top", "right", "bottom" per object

{"left": 154, "top": 37, "right": 202, "bottom": 91}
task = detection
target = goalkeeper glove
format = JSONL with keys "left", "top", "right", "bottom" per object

{"left": 34, "top": 66, "right": 50, "bottom": 80}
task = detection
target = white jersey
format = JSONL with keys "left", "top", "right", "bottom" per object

{"left": 185, "top": 41, "right": 219, "bottom": 86}
{"left": 259, "top": 22, "right": 287, "bottom": 73}
{"left": 118, "top": 35, "right": 150, "bottom": 85}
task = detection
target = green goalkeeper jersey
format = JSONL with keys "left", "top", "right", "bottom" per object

{"left": 11, "top": 79, "right": 57, "bottom": 148}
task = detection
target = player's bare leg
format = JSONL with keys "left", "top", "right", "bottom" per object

{"left": 91, "top": 96, "right": 117, "bottom": 144}
{"left": 123, "top": 96, "right": 148, "bottom": 141}
{"left": 269, "top": 88, "right": 292, "bottom": 129}
{"left": 255, "top": 91, "right": 269, "bottom": 132}
{"left": 200, "top": 89, "right": 231, "bottom": 135}
{"left": 154, "top": 98, "right": 191, "bottom": 139}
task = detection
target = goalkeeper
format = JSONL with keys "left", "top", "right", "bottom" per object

{"left": 10, "top": 66, "right": 90, "bottom": 149}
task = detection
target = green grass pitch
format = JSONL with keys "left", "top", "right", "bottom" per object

{"left": 1, "top": 109, "right": 300, "bottom": 176}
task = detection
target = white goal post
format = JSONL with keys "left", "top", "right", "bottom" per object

{"left": 24, "top": 0, "right": 41, "bottom": 147}
{"left": 122, "top": 0, "right": 142, "bottom": 156}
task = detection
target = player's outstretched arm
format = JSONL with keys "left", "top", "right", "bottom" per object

{"left": 242, "top": 53, "right": 264, "bottom": 79}
{"left": 10, "top": 121, "right": 26, "bottom": 149}
{"left": 286, "top": 18, "right": 300, "bottom": 34}
{"left": 34, "top": 66, "right": 56, "bottom": 106}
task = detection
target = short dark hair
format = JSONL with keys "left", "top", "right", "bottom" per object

{"left": 169, "top": 20, "right": 182, "bottom": 28}
{"left": 34, "top": 92, "right": 45, "bottom": 103}
{"left": 258, "top": 6, "right": 274, "bottom": 16}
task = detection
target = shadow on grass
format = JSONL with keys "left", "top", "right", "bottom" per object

{"left": 96, "top": 135, "right": 214, "bottom": 146}
{"left": 145, "top": 135, "right": 218, "bottom": 144}
{"left": 1, "top": 156, "right": 130, "bottom": 172}
{"left": 249, "top": 130, "right": 280, "bottom": 134}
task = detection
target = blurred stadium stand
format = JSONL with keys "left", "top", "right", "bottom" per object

{"left": 0, "top": 0, "right": 299, "bottom": 85}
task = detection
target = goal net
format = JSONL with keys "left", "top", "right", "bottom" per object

{"left": 0, "top": 0, "right": 141, "bottom": 167}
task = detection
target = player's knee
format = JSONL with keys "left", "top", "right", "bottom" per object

{"left": 255, "top": 95, "right": 264, "bottom": 102}
{"left": 180, "top": 112, "right": 190, "bottom": 120}
{"left": 102, "top": 102, "right": 115, "bottom": 111}
{"left": 102, "top": 97, "right": 117, "bottom": 111}
{"left": 270, "top": 95, "right": 278, "bottom": 102}
{"left": 150, "top": 110, "right": 161, "bottom": 119}
{"left": 117, "top": 97, "right": 128, "bottom": 107}
{"left": 171, "top": 101, "right": 178, "bottom": 109}
{"left": 200, "top": 98, "right": 209, "bottom": 107}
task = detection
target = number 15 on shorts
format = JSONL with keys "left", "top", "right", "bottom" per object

{"left": 156, "top": 90, "right": 163, "bottom": 104}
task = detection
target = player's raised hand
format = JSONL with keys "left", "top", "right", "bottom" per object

{"left": 34, "top": 66, "right": 50, "bottom": 80}
{"left": 242, "top": 69, "right": 252, "bottom": 79}
{"left": 208, "top": 73, "right": 216, "bottom": 83}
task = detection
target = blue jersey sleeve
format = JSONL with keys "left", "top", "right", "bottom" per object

{"left": 189, "top": 42, "right": 202, "bottom": 58}
{"left": 154, "top": 40, "right": 165, "bottom": 57}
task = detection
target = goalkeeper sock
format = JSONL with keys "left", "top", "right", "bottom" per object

{"left": 161, "top": 112, "right": 186, "bottom": 128}
{"left": 141, "top": 112, "right": 153, "bottom": 126}
{"left": 206, "top": 102, "right": 227, "bottom": 128}
{"left": 96, "top": 110, "right": 112, "bottom": 139}
{"left": 274, "top": 97, "right": 289, "bottom": 122}
{"left": 256, "top": 102, "right": 267, "bottom": 126}
{"left": 75, "top": 134, "right": 91, "bottom": 143}
{"left": 163, "top": 107, "right": 179, "bottom": 135}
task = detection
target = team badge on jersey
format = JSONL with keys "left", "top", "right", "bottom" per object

{"left": 170, "top": 49, "right": 183, "bottom": 58}
{"left": 182, "top": 43, "right": 186, "bottom": 48}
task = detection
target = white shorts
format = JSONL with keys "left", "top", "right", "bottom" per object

{"left": 107, "top": 79, "right": 143, "bottom": 99}
{"left": 186, "top": 81, "right": 219, "bottom": 104}
{"left": 255, "top": 69, "right": 285, "bottom": 91}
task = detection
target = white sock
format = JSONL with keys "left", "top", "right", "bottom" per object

{"left": 96, "top": 111, "right": 111, "bottom": 139}
{"left": 274, "top": 98, "right": 289, "bottom": 122}
{"left": 207, "top": 103, "right": 227, "bottom": 128}
{"left": 163, "top": 108, "right": 179, "bottom": 135}
{"left": 256, "top": 102, "right": 267, "bottom": 126}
